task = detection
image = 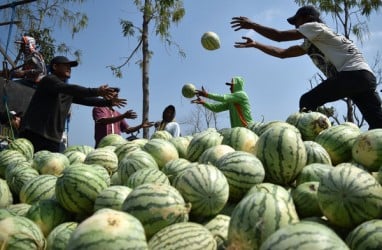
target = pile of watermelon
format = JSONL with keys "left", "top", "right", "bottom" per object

{"left": 1, "top": 110, "right": 382, "bottom": 249}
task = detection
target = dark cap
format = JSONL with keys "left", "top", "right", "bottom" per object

{"left": 287, "top": 5, "right": 320, "bottom": 25}
{"left": 50, "top": 56, "right": 78, "bottom": 68}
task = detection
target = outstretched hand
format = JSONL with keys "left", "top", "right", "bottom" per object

{"left": 195, "top": 86, "right": 208, "bottom": 97}
{"left": 191, "top": 97, "right": 205, "bottom": 105}
{"left": 231, "top": 16, "right": 255, "bottom": 31}
{"left": 234, "top": 36, "right": 257, "bottom": 48}
{"left": 98, "top": 85, "right": 116, "bottom": 100}
{"left": 141, "top": 120, "right": 155, "bottom": 128}
{"left": 110, "top": 98, "right": 127, "bottom": 108}
{"left": 123, "top": 109, "right": 137, "bottom": 119}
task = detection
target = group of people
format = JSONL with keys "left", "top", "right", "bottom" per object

{"left": 1, "top": 5, "right": 382, "bottom": 153}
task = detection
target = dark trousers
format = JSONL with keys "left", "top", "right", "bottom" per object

{"left": 300, "top": 70, "right": 382, "bottom": 129}
{"left": 19, "top": 130, "right": 61, "bottom": 153}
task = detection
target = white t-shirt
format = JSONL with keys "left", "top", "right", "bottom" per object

{"left": 164, "top": 122, "right": 180, "bottom": 137}
{"left": 298, "top": 22, "right": 372, "bottom": 76}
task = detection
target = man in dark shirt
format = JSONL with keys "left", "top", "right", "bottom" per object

{"left": 19, "top": 56, "right": 126, "bottom": 153}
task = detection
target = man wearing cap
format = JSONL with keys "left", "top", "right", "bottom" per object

{"left": 0, "top": 110, "right": 22, "bottom": 148}
{"left": 19, "top": 56, "right": 127, "bottom": 153}
{"left": 191, "top": 76, "right": 254, "bottom": 128}
{"left": 230, "top": 5, "right": 382, "bottom": 129}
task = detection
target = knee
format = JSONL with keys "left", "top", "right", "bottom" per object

{"left": 299, "top": 93, "right": 311, "bottom": 111}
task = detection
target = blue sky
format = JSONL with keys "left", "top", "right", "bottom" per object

{"left": 1, "top": 0, "right": 382, "bottom": 147}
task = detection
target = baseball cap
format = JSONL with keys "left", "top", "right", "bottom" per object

{"left": 9, "top": 111, "right": 22, "bottom": 116}
{"left": 50, "top": 56, "right": 78, "bottom": 68}
{"left": 287, "top": 6, "right": 320, "bottom": 25}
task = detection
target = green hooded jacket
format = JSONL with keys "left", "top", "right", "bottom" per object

{"left": 203, "top": 76, "right": 254, "bottom": 127}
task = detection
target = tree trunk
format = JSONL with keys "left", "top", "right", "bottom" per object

{"left": 346, "top": 98, "right": 354, "bottom": 123}
{"left": 142, "top": 0, "right": 150, "bottom": 138}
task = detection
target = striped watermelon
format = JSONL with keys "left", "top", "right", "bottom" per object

{"left": 253, "top": 120, "right": 301, "bottom": 137}
{"left": 215, "top": 151, "right": 265, "bottom": 201}
{"left": 64, "top": 144, "right": 94, "bottom": 155}
{"left": 198, "top": 144, "right": 235, "bottom": 166}
{"left": 186, "top": 128, "right": 223, "bottom": 162}
{"left": 0, "top": 149, "right": 27, "bottom": 178}
{"left": 25, "top": 199, "right": 72, "bottom": 237}
{"left": 285, "top": 111, "right": 304, "bottom": 127}
{"left": 32, "top": 152, "right": 70, "bottom": 176}
{"left": 150, "top": 130, "right": 173, "bottom": 140}
{"left": 148, "top": 222, "right": 216, "bottom": 250}
{"left": 67, "top": 208, "right": 148, "bottom": 250}
{"left": 97, "top": 133, "right": 126, "bottom": 148}
{"left": 55, "top": 164, "right": 109, "bottom": 215}
{"left": 6, "top": 203, "right": 31, "bottom": 216}
{"left": 19, "top": 174, "right": 58, "bottom": 204}
{"left": 143, "top": 138, "right": 179, "bottom": 169}
{"left": 0, "top": 208, "right": 16, "bottom": 220}
{"left": 0, "top": 178, "right": 13, "bottom": 208}
{"left": 8, "top": 138, "right": 34, "bottom": 161}
{"left": 220, "top": 126, "right": 259, "bottom": 154}
{"left": 227, "top": 192, "right": 299, "bottom": 250}
{"left": 46, "top": 222, "right": 78, "bottom": 250}
{"left": 204, "top": 214, "right": 230, "bottom": 249}
{"left": 295, "top": 163, "right": 333, "bottom": 186}
{"left": 161, "top": 158, "right": 192, "bottom": 184}
{"left": 254, "top": 125, "right": 307, "bottom": 186}
{"left": 260, "top": 221, "right": 349, "bottom": 250}
{"left": 121, "top": 183, "right": 191, "bottom": 239}
{"left": 345, "top": 219, "right": 382, "bottom": 250}
{"left": 352, "top": 129, "right": 382, "bottom": 172}
{"left": 169, "top": 136, "right": 191, "bottom": 159}
{"left": 125, "top": 168, "right": 170, "bottom": 188}
{"left": 0, "top": 216, "right": 46, "bottom": 249}
{"left": 317, "top": 165, "right": 382, "bottom": 228}
{"left": 114, "top": 141, "right": 140, "bottom": 162}
{"left": 93, "top": 185, "right": 132, "bottom": 212}
{"left": 294, "top": 111, "right": 331, "bottom": 141}
{"left": 63, "top": 150, "right": 86, "bottom": 164}
{"left": 172, "top": 163, "right": 229, "bottom": 218}
{"left": 182, "top": 83, "right": 196, "bottom": 98}
{"left": 291, "top": 181, "right": 322, "bottom": 218}
{"left": 304, "top": 140, "right": 332, "bottom": 165}
{"left": 84, "top": 148, "right": 119, "bottom": 175}
{"left": 201, "top": 31, "right": 220, "bottom": 50}
{"left": 315, "top": 123, "right": 361, "bottom": 165}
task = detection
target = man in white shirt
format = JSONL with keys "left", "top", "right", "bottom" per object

{"left": 231, "top": 5, "right": 382, "bottom": 129}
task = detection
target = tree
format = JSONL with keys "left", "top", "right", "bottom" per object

{"left": 109, "top": 0, "right": 185, "bottom": 138}
{"left": 183, "top": 104, "right": 219, "bottom": 135}
{"left": 2, "top": 0, "right": 88, "bottom": 63}
{"left": 294, "top": 0, "right": 382, "bottom": 126}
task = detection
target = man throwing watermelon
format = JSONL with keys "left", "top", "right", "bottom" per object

{"left": 231, "top": 5, "right": 382, "bottom": 129}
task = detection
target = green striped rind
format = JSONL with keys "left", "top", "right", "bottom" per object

{"left": 148, "top": 222, "right": 216, "bottom": 250}
{"left": 0, "top": 178, "right": 13, "bottom": 207}
{"left": 220, "top": 127, "right": 259, "bottom": 154}
{"left": 315, "top": 123, "right": 361, "bottom": 165}
{"left": 131, "top": 138, "right": 148, "bottom": 148}
{"left": 215, "top": 151, "right": 265, "bottom": 201}
{"left": 117, "top": 150, "right": 159, "bottom": 184}
{"left": 19, "top": 174, "right": 58, "bottom": 204}
{"left": 172, "top": 164, "right": 229, "bottom": 218}
{"left": 97, "top": 133, "right": 126, "bottom": 148}
{"left": 150, "top": 130, "right": 173, "bottom": 140}
{"left": 352, "top": 129, "right": 382, "bottom": 172}
{"left": 295, "top": 111, "right": 331, "bottom": 141}
{"left": 198, "top": 144, "right": 235, "bottom": 166}
{"left": 186, "top": 128, "right": 223, "bottom": 162}
{"left": 67, "top": 208, "right": 148, "bottom": 250}
{"left": 121, "top": 183, "right": 190, "bottom": 239}
{"left": 291, "top": 181, "right": 322, "bottom": 218}
{"left": 285, "top": 111, "right": 304, "bottom": 127}
{"left": 8, "top": 138, "right": 34, "bottom": 161}
{"left": 55, "top": 165, "right": 109, "bottom": 215}
{"left": 0, "top": 149, "right": 27, "bottom": 178}
{"left": 169, "top": 136, "right": 191, "bottom": 158}
{"left": 0, "top": 208, "right": 16, "bottom": 220}
{"left": 254, "top": 126, "right": 307, "bottom": 186}
{"left": 227, "top": 192, "right": 299, "bottom": 250}
{"left": 125, "top": 168, "right": 170, "bottom": 188}
{"left": 247, "top": 121, "right": 264, "bottom": 135}
{"left": 25, "top": 199, "right": 72, "bottom": 237}
{"left": 345, "top": 219, "right": 382, "bottom": 249}
{"left": 317, "top": 165, "right": 382, "bottom": 228}
{"left": 204, "top": 214, "right": 230, "bottom": 249}
{"left": 182, "top": 83, "right": 196, "bottom": 98}
{"left": 0, "top": 216, "right": 46, "bottom": 250}
{"left": 254, "top": 120, "right": 301, "bottom": 137}
{"left": 93, "top": 185, "right": 132, "bottom": 212}
{"left": 295, "top": 163, "right": 333, "bottom": 186}
{"left": 143, "top": 138, "right": 179, "bottom": 169}
{"left": 46, "top": 222, "right": 78, "bottom": 250}
{"left": 5, "top": 160, "right": 37, "bottom": 197}
{"left": 64, "top": 144, "right": 94, "bottom": 155}
{"left": 6, "top": 203, "right": 31, "bottom": 216}
{"left": 304, "top": 140, "right": 332, "bottom": 165}
{"left": 32, "top": 152, "right": 70, "bottom": 176}
{"left": 161, "top": 158, "right": 192, "bottom": 184}
{"left": 201, "top": 32, "right": 220, "bottom": 50}
{"left": 259, "top": 221, "right": 349, "bottom": 250}
{"left": 84, "top": 148, "right": 119, "bottom": 175}
{"left": 114, "top": 142, "right": 140, "bottom": 162}
{"left": 63, "top": 150, "right": 86, "bottom": 164}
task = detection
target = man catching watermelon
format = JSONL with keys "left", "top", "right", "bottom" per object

{"left": 231, "top": 5, "right": 382, "bottom": 129}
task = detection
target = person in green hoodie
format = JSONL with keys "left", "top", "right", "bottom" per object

{"left": 191, "top": 76, "right": 254, "bottom": 127}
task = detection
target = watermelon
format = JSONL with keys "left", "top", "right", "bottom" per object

{"left": 93, "top": 185, "right": 132, "bottom": 212}
{"left": 64, "top": 144, "right": 94, "bottom": 155}
{"left": 150, "top": 130, "right": 173, "bottom": 140}
{"left": 0, "top": 208, "right": 16, "bottom": 220}
{"left": 63, "top": 150, "right": 86, "bottom": 164}
{"left": 204, "top": 214, "right": 230, "bottom": 249}
{"left": 0, "top": 178, "right": 13, "bottom": 208}
{"left": 215, "top": 151, "right": 265, "bottom": 201}
{"left": 5, "top": 160, "right": 38, "bottom": 197}
{"left": 294, "top": 111, "right": 331, "bottom": 141}
{"left": 253, "top": 120, "right": 301, "bottom": 137}
{"left": 46, "top": 222, "right": 78, "bottom": 250}
{"left": 220, "top": 126, "right": 259, "bottom": 154}
{"left": 186, "top": 128, "right": 223, "bottom": 162}
{"left": 254, "top": 125, "right": 307, "bottom": 186}
{"left": 304, "top": 140, "right": 332, "bottom": 165}
{"left": 84, "top": 148, "right": 119, "bottom": 175}
{"left": 148, "top": 222, "right": 216, "bottom": 250}
{"left": 345, "top": 219, "right": 382, "bottom": 250}
{"left": 67, "top": 208, "right": 148, "bottom": 250}
{"left": 8, "top": 138, "right": 34, "bottom": 161}
{"left": 295, "top": 163, "right": 333, "bottom": 186}
{"left": 0, "top": 149, "right": 27, "bottom": 178}
{"left": 291, "top": 181, "right": 322, "bottom": 218}
{"left": 169, "top": 136, "right": 191, "bottom": 158}
{"left": 172, "top": 163, "right": 229, "bottom": 218}
{"left": 32, "top": 151, "right": 70, "bottom": 176}
{"left": 19, "top": 174, "right": 58, "bottom": 204}
{"left": 201, "top": 31, "right": 220, "bottom": 50}
{"left": 198, "top": 144, "right": 235, "bottom": 166}
{"left": 143, "top": 138, "right": 179, "bottom": 169}
{"left": 121, "top": 183, "right": 191, "bottom": 239}
{"left": 285, "top": 111, "right": 304, "bottom": 127}
{"left": 260, "top": 221, "right": 349, "bottom": 250}
{"left": 317, "top": 165, "right": 382, "bottom": 228}
{"left": 6, "top": 203, "right": 31, "bottom": 216}
{"left": 352, "top": 128, "right": 382, "bottom": 172}
{"left": 114, "top": 141, "right": 140, "bottom": 162}
{"left": 97, "top": 133, "right": 126, "bottom": 148}
{"left": 161, "top": 158, "right": 192, "bottom": 184}
{"left": 0, "top": 216, "right": 46, "bottom": 249}
{"left": 182, "top": 83, "right": 196, "bottom": 98}
{"left": 125, "top": 168, "right": 170, "bottom": 188}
